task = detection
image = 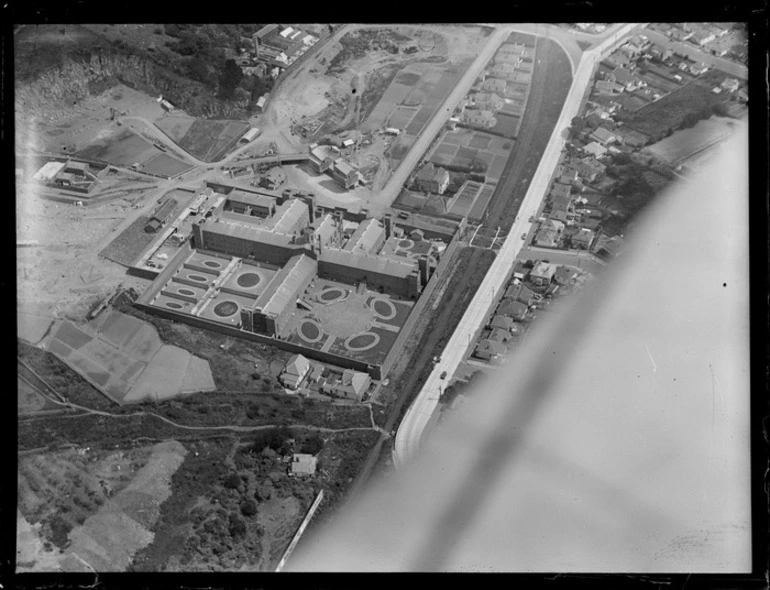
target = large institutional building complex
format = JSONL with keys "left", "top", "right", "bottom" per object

{"left": 137, "top": 183, "right": 444, "bottom": 379}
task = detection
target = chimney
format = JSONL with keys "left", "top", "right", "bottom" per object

{"left": 417, "top": 256, "right": 429, "bottom": 285}
{"left": 384, "top": 213, "right": 393, "bottom": 239}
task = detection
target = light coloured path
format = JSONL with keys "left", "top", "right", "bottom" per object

{"left": 393, "top": 23, "right": 638, "bottom": 470}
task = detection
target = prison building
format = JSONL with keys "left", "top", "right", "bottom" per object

{"left": 145, "top": 198, "right": 178, "bottom": 233}
{"left": 264, "top": 198, "right": 310, "bottom": 235}
{"left": 240, "top": 254, "right": 317, "bottom": 338}
{"left": 224, "top": 190, "right": 276, "bottom": 218}
{"left": 343, "top": 219, "right": 386, "bottom": 254}
{"left": 318, "top": 249, "right": 422, "bottom": 299}
{"left": 192, "top": 219, "right": 309, "bottom": 266}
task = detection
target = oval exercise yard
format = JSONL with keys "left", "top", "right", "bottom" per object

{"left": 370, "top": 298, "right": 397, "bottom": 320}
{"left": 318, "top": 287, "right": 347, "bottom": 303}
{"left": 213, "top": 301, "right": 239, "bottom": 317}
{"left": 236, "top": 272, "right": 262, "bottom": 288}
{"left": 345, "top": 332, "right": 380, "bottom": 351}
{"left": 297, "top": 320, "right": 323, "bottom": 343}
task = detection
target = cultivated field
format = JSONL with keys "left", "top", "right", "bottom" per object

{"left": 645, "top": 115, "right": 739, "bottom": 166}
{"left": 43, "top": 310, "right": 215, "bottom": 404}
{"left": 619, "top": 75, "right": 732, "bottom": 140}
{"left": 428, "top": 128, "right": 515, "bottom": 182}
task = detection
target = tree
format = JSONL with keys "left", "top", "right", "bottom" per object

{"left": 228, "top": 513, "right": 247, "bottom": 537}
{"left": 240, "top": 499, "right": 258, "bottom": 517}
{"left": 223, "top": 473, "right": 242, "bottom": 490}
{"left": 300, "top": 434, "right": 324, "bottom": 455}
{"left": 186, "top": 57, "right": 212, "bottom": 85}
{"left": 219, "top": 59, "right": 244, "bottom": 100}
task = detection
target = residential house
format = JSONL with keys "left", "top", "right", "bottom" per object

{"left": 489, "top": 327, "right": 512, "bottom": 343}
{"left": 691, "top": 30, "right": 715, "bottom": 46}
{"left": 612, "top": 67, "right": 646, "bottom": 91}
{"left": 472, "top": 92, "right": 504, "bottom": 110}
{"left": 535, "top": 226, "right": 561, "bottom": 248}
{"left": 615, "top": 127, "right": 650, "bottom": 148}
{"left": 577, "top": 158, "right": 607, "bottom": 182}
{"left": 290, "top": 453, "right": 317, "bottom": 477}
{"left": 592, "top": 234, "right": 625, "bottom": 259}
{"left": 670, "top": 28, "right": 694, "bottom": 42}
{"left": 548, "top": 209, "right": 571, "bottom": 225}
{"left": 323, "top": 369, "right": 371, "bottom": 401}
{"left": 582, "top": 141, "right": 608, "bottom": 158}
{"left": 601, "top": 51, "right": 631, "bottom": 69}
{"left": 571, "top": 227, "right": 595, "bottom": 250}
{"left": 474, "top": 339, "right": 507, "bottom": 363}
{"left": 530, "top": 261, "right": 558, "bottom": 286}
{"left": 505, "top": 283, "right": 538, "bottom": 306}
{"left": 463, "top": 109, "right": 497, "bottom": 128}
{"left": 415, "top": 163, "right": 450, "bottom": 195}
{"left": 589, "top": 126, "right": 618, "bottom": 145}
{"left": 512, "top": 260, "right": 530, "bottom": 281}
{"left": 497, "top": 299, "right": 528, "bottom": 321}
{"left": 554, "top": 265, "right": 580, "bottom": 287}
{"left": 489, "top": 63, "right": 517, "bottom": 78}
{"left": 551, "top": 193, "right": 573, "bottom": 216}
{"left": 689, "top": 62, "right": 709, "bottom": 75}
{"left": 490, "top": 315, "right": 514, "bottom": 331}
{"left": 281, "top": 354, "right": 311, "bottom": 389}
{"left": 481, "top": 78, "right": 507, "bottom": 93}
{"left": 594, "top": 80, "right": 624, "bottom": 95}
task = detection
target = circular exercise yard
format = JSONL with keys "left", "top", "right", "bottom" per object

{"left": 236, "top": 272, "right": 262, "bottom": 288}
{"left": 213, "top": 301, "right": 239, "bottom": 318}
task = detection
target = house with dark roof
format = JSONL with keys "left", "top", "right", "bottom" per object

{"left": 497, "top": 298, "right": 528, "bottom": 321}
{"left": 571, "top": 227, "right": 595, "bottom": 250}
{"left": 614, "top": 127, "right": 650, "bottom": 148}
{"left": 321, "top": 369, "right": 371, "bottom": 401}
{"left": 489, "top": 327, "right": 512, "bottom": 343}
{"left": 490, "top": 315, "right": 514, "bottom": 331}
{"left": 612, "top": 67, "right": 646, "bottom": 91}
{"left": 594, "top": 80, "right": 624, "bottom": 96}
{"left": 504, "top": 283, "right": 538, "bottom": 305}
{"left": 512, "top": 261, "right": 530, "bottom": 280}
{"left": 601, "top": 51, "right": 631, "bottom": 69}
{"left": 589, "top": 127, "right": 619, "bottom": 145}
{"left": 415, "top": 163, "right": 450, "bottom": 195}
{"left": 473, "top": 339, "right": 507, "bottom": 363}
{"left": 554, "top": 265, "right": 580, "bottom": 287}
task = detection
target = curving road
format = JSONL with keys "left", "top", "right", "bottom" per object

{"left": 393, "top": 24, "right": 639, "bottom": 470}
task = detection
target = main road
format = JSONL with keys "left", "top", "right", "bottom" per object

{"left": 393, "top": 24, "right": 638, "bottom": 469}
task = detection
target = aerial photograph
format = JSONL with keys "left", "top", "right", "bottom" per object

{"left": 14, "top": 19, "right": 755, "bottom": 576}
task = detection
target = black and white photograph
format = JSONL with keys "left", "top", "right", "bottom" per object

{"left": 9, "top": 8, "right": 765, "bottom": 584}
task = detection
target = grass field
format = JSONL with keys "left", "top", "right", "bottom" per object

{"left": 98, "top": 215, "right": 156, "bottom": 266}
{"left": 619, "top": 80, "right": 731, "bottom": 140}
{"left": 170, "top": 119, "right": 250, "bottom": 163}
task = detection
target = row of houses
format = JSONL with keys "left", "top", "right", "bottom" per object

{"left": 280, "top": 353, "right": 372, "bottom": 401}
{"left": 472, "top": 260, "right": 589, "bottom": 363}
{"left": 649, "top": 22, "right": 746, "bottom": 60}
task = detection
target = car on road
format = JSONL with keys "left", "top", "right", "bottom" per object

{"left": 521, "top": 233, "right": 527, "bottom": 240}
{"left": 528, "top": 215, "right": 534, "bottom": 222}
{"left": 440, "top": 371, "right": 447, "bottom": 379}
